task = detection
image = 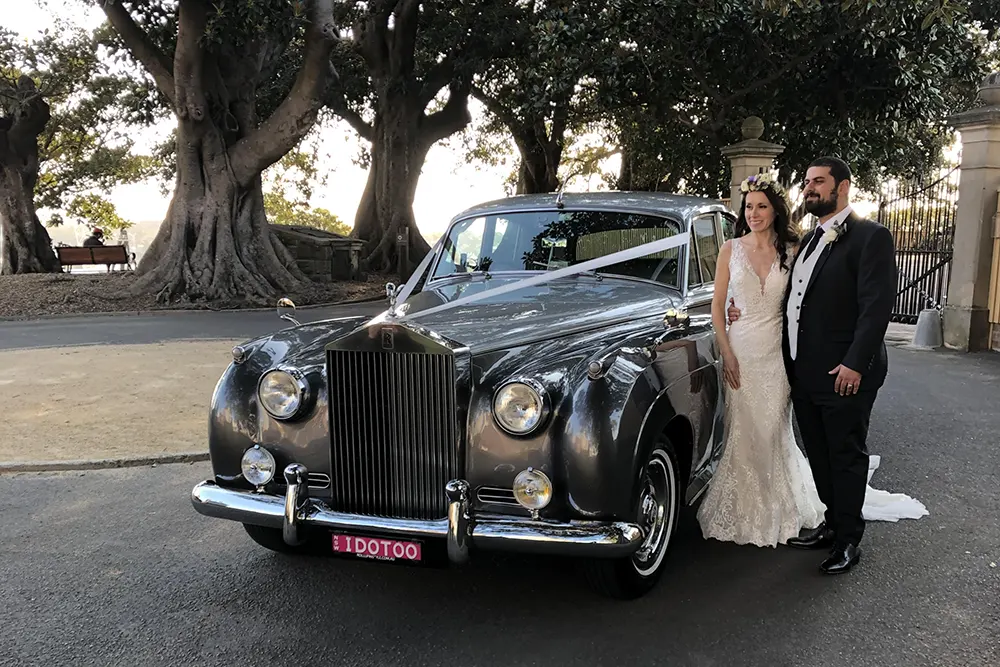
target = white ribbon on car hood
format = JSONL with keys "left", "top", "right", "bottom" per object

{"left": 392, "top": 231, "right": 689, "bottom": 322}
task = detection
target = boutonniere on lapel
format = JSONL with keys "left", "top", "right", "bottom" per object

{"left": 821, "top": 219, "right": 848, "bottom": 246}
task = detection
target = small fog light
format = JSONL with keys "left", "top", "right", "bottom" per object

{"left": 241, "top": 445, "right": 276, "bottom": 487}
{"left": 513, "top": 468, "right": 552, "bottom": 512}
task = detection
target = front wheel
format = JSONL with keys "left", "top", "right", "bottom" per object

{"left": 584, "top": 435, "right": 682, "bottom": 599}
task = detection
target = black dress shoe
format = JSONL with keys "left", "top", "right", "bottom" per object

{"left": 786, "top": 523, "right": 835, "bottom": 550}
{"left": 820, "top": 544, "right": 861, "bottom": 574}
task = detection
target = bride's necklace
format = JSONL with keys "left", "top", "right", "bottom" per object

{"left": 743, "top": 237, "right": 775, "bottom": 254}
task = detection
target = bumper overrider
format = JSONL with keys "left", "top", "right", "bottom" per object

{"left": 191, "top": 463, "right": 644, "bottom": 562}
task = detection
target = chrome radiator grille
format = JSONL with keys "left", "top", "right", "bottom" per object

{"left": 326, "top": 349, "right": 459, "bottom": 520}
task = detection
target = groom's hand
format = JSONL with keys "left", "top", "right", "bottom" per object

{"left": 727, "top": 298, "right": 741, "bottom": 324}
{"left": 829, "top": 364, "right": 862, "bottom": 395}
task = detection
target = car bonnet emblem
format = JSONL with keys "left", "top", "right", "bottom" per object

{"left": 381, "top": 327, "right": 395, "bottom": 349}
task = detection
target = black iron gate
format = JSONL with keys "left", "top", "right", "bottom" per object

{"left": 877, "top": 167, "right": 960, "bottom": 324}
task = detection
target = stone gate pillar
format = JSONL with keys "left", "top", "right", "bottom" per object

{"left": 720, "top": 116, "right": 785, "bottom": 212}
{"left": 943, "top": 73, "right": 1000, "bottom": 352}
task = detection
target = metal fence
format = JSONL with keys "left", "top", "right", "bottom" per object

{"left": 876, "top": 167, "right": 960, "bottom": 324}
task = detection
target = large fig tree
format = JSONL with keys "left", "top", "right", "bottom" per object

{"left": 96, "top": 0, "right": 340, "bottom": 302}
{"left": 470, "top": 0, "right": 615, "bottom": 195}
{"left": 325, "top": 0, "right": 520, "bottom": 272}
{"left": 0, "top": 73, "right": 56, "bottom": 274}
{"left": 1, "top": 22, "right": 153, "bottom": 274}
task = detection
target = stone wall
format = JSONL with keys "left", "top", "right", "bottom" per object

{"left": 269, "top": 224, "right": 365, "bottom": 282}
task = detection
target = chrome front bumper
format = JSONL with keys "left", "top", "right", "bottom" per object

{"left": 191, "top": 464, "right": 643, "bottom": 562}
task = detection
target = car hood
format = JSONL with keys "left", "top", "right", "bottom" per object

{"left": 388, "top": 275, "right": 679, "bottom": 352}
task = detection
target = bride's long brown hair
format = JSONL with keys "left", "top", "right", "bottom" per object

{"left": 734, "top": 185, "right": 800, "bottom": 272}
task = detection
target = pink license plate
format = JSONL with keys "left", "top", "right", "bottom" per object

{"left": 331, "top": 534, "right": 423, "bottom": 562}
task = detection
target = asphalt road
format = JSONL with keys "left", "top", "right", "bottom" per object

{"left": 0, "top": 301, "right": 387, "bottom": 350}
{"left": 1, "top": 346, "right": 997, "bottom": 667}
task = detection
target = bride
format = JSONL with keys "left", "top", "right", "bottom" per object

{"left": 696, "top": 173, "right": 927, "bottom": 549}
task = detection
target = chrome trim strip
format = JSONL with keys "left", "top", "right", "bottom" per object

{"left": 191, "top": 479, "right": 643, "bottom": 560}
{"left": 472, "top": 518, "right": 643, "bottom": 558}
{"left": 192, "top": 481, "right": 450, "bottom": 538}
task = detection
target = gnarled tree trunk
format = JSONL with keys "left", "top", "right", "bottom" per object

{"left": 133, "top": 120, "right": 303, "bottom": 303}
{"left": 513, "top": 124, "right": 563, "bottom": 195}
{"left": 472, "top": 89, "right": 567, "bottom": 196}
{"left": 351, "top": 92, "right": 435, "bottom": 272}
{"left": 101, "top": 0, "right": 339, "bottom": 303}
{"left": 0, "top": 76, "right": 60, "bottom": 275}
{"left": 346, "top": 2, "right": 475, "bottom": 274}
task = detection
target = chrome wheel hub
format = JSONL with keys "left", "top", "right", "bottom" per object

{"left": 633, "top": 456, "right": 670, "bottom": 569}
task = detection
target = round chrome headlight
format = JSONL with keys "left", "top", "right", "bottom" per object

{"left": 258, "top": 367, "right": 308, "bottom": 420}
{"left": 513, "top": 468, "right": 552, "bottom": 511}
{"left": 492, "top": 379, "right": 549, "bottom": 435}
{"left": 241, "top": 445, "right": 276, "bottom": 486}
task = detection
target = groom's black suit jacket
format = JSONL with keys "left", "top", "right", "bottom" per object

{"left": 781, "top": 211, "right": 897, "bottom": 394}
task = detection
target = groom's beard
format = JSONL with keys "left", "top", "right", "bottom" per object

{"left": 804, "top": 191, "right": 838, "bottom": 217}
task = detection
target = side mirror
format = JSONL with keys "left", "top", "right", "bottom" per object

{"left": 277, "top": 297, "right": 300, "bottom": 326}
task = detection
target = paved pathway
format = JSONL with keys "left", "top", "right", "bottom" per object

{"left": 1, "top": 346, "right": 998, "bottom": 666}
{"left": 0, "top": 301, "right": 387, "bottom": 350}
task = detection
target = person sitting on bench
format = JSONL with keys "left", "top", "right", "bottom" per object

{"left": 82, "top": 228, "right": 105, "bottom": 247}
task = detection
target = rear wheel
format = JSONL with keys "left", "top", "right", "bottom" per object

{"left": 584, "top": 434, "right": 682, "bottom": 599}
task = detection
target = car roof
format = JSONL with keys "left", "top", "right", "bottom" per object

{"left": 450, "top": 190, "right": 729, "bottom": 227}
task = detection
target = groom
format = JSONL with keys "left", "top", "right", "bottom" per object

{"left": 729, "top": 156, "right": 897, "bottom": 574}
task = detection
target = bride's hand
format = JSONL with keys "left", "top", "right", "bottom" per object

{"left": 723, "top": 351, "right": 740, "bottom": 390}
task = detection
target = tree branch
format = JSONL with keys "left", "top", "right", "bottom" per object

{"left": 421, "top": 82, "right": 472, "bottom": 146}
{"left": 390, "top": 0, "right": 421, "bottom": 78}
{"left": 470, "top": 85, "right": 524, "bottom": 135}
{"left": 420, "top": 54, "right": 456, "bottom": 106}
{"left": 324, "top": 63, "right": 374, "bottom": 140}
{"left": 174, "top": 0, "right": 209, "bottom": 122}
{"left": 230, "top": 0, "right": 339, "bottom": 186}
{"left": 100, "top": 1, "right": 176, "bottom": 107}
{"left": 356, "top": 10, "right": 390, "bottom": 77}
{"left": 339, "top": 106, "right": 374, "bottom": 141}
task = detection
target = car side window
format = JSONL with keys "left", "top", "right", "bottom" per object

{"left": 721, "top": 213, "right": 735, "bottom": 241}
{"left": 690, "top": 215, "right": 721, "bottom": 285}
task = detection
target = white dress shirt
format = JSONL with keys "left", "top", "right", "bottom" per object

{"left": 786, "top": 205, "right": 854, "bottom": 360}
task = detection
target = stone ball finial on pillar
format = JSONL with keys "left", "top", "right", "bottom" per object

{"left": 741, "top": 116, "right": 764, "bottom": 141}
{"left": 979, "top": 72, "right": 1000, "bottom": 107}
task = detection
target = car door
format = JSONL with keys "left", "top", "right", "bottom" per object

{"left": 683, "top": 212, "right": 724, "bottom": 316}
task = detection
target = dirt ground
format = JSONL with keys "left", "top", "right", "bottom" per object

{"left": 0, "top": 272, "right": 387, "bottom": 320}
{"left": 0, "top": 340, "right": 243, "bottom": 463}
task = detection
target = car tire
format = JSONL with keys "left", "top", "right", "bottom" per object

{"left": 242, "top": 523, "right": 310, "bottom": 554}
{"left": 583, "top": 434, "right": 682, "bottom": 600}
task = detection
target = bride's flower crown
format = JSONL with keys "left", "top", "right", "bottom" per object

{"left": 739, "top": 172, "right": 787, "bottom": 196}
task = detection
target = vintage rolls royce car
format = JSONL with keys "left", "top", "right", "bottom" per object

{"left": 191, "top": 191, "right": 735, "bottom": 599}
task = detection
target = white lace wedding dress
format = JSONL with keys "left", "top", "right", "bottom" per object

{"left": 696, "top": 239, "right": 928, "bottom": 548}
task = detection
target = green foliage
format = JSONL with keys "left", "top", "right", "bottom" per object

{"left": 461, "top": 1, "right": 616, "bottom": 191}
{"left": 264, "top": 191, "right": 350, "bottom": 235}
{"left": 597, "top": 0, "right": 991, "bottom": 196}
{"left": 64, "top": 193, "right": 134, "bottom": 232}
{"left": 0, "top": 17, "right": 159, "bottom": 224}
{"left": 263, "top": 130, "right": 350, "bottom": 236}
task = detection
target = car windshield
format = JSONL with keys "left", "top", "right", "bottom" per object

{"left": 430, "top": 209, "right": 685, "bottom": 288}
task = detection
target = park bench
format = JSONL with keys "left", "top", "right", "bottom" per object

{"left": 56, "top": 245, "right": 133, "bottom": 272}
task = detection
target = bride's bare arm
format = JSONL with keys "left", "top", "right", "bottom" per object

{"left": 712, "top": 240, "right": 740, "bottom": 389}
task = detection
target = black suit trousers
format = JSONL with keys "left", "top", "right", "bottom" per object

{"left": 791, "top": 384, "right": 875, "bottom": 547}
